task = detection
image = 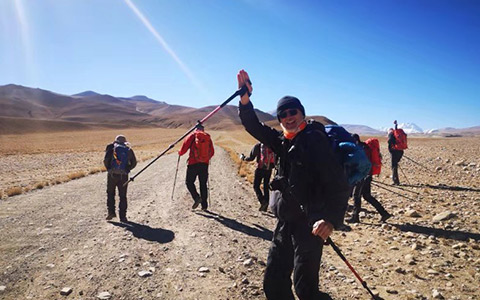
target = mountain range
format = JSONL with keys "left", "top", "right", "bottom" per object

{"left": 0, "top": 84, "right": 478, "bottom": 136}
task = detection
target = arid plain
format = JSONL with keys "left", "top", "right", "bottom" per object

{"left": 0, "top": 128, "right": 479, "bottom": 299}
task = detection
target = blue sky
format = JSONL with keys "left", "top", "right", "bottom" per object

{"left": 1, "top": 0, "right": 479, "bottom": 130}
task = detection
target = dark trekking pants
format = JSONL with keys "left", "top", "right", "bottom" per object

{"left": 253, "top": 168, "right": 272, "bottom": 205}
{"left": 390, "top": 150, "right": 404, "bottom": 184}
{"left": 107, "top": 173, "right": 129, "bottom": 218}
{"left": 352, "top": 176, "right": 388, "bottom": 217}
{"left": 186, "top": 163, "right": 209, "bottom": 209}
{"left": 264, "top": 219, "right": 330, "bottom": 300}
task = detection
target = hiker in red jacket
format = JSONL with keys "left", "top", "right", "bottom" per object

{"left": 388, "top": 120, "right": 406, "bottom": 185}
{"left": 346, "top": 134, "right": 392, "bottom": 223}
{"left": 178, "top": 124, "right": 214, "bottom": 210}
{"left": 241, "top": 142, "right": 276, "bottom": 212}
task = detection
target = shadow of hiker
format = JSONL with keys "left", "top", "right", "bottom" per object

{"left": 392, "top": 223, "right": 480, "bottom": 241}
{"left": 402, "top": 183, "right": 480, "bottom": 192}
{"left": 109, "top": 221, "right": 175, "bottom": 243}
{"left": 196, "top": 210, "right": 273, "bottom": 241}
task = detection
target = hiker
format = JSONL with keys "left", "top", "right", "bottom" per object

{"left": 103, "top": 135, "right": 137, "bottom": 222}
{"left": 388, "top": 120, "right": 407, "bottom": 185}
{"left": 241, "top": 142, "right": 276, "bottom": 212}
{"left": 346, "top": 134, "right": 392, "bottom": 223}
{"left": 237, "top": 69, "right": 350, "bottom": 300}
{"left": 178, "top": 124, "right": 214, "bottom": 210}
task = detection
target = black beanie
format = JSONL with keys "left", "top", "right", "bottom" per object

{"left": 276, "top": 96, "right": 305, "bottom": 121}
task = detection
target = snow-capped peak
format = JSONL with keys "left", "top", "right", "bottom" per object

{"left": 379, "top": 122, "right": 424, "bottom": 134}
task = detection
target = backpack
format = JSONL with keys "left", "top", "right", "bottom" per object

{"left": 259, "top": 144, "right": 275, "bottom": 170}
{"left": 324, "top": 124, "right": 372, "bottom": 185}
{"left": 365, "top": 138, "right": 382, "bottom": 175}
{"left": 110, "top": 143, "right": 129, "bottom": 174}
{"left": 392, "top": 129, "right": 408, "bottom": 150}
{"left": 192, "top": 131, "right": 212, "bottom": 163}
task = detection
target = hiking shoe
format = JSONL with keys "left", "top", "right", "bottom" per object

{"left": 346, "top": 215, "right": 360, "bottom": 224}
{"left": 380, "top": 213, "right": 392, "bottom": 222}
{"left": 337, "top": 223, "right": 352, "bottom": 232}
{"left": 106, "top": 212, "right": 116, "bottom": 220}
{"left": 192, "top": 197, "right": 201, "bottom": 209}
{"left": 119, "top": 217, "right": 128, "bottom": 223}
{"left": 259, "top": 202, "right": 268, "bottom": 212}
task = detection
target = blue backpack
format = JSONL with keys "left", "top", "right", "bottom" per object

{"left": 110, "top": 143, "right": 130, "bottom": 174}
{"left": 324, "top": 125, "right": 371, "bottom": 185}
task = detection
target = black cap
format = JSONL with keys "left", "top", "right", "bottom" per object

{"left": 276, "top": 96, "right": 305, "bottom": 121}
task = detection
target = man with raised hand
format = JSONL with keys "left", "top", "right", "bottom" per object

{"left": 237, "top": 70, "right": 350, "bottom": 300}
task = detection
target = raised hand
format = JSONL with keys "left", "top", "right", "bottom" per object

{"left": 237, "top": 69, "right": 253, "bottom": 105}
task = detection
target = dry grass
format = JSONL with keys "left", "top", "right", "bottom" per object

{"left": 5, "top": 187, "right": 23, "bottom": 197}
{"left": 3, "top": 127, "right": 478, "bottom": 198}
{"left": 67, "top": 171, "right": 87, "bottom": 180}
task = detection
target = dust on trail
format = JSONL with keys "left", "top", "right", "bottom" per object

{"left": 0, "top": 147, "right": 275, "bottom": 300}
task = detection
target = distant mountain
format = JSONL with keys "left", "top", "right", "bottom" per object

{"left": 341, "top": 124, "right": 384, "bottom": 136}
{"left": 0, "top": 84, "right": 277, "bottom": 133}
{"left": 72, "top": 91, "right": 101, "bottom": 97}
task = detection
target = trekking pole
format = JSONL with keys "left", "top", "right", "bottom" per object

{"left": 327, "top": 237, "right": 379, "bottom": 300}
{"left": 170, "top": 155, "right": 181, "bottom": 201}
{"left": 125, "top": 85, "right": 250, "bottom": 185}
{"left": 372, "top": 179, "right": 420, "bottom": 195}
{"left": 403, "top": 155, "right": 433, "bottom": 173}
{"left": 398, "top": 165, "right": 411, "bottom": 185}
{"left": 208, "top": 161, "right": 212, "bottom": 210}
{"left": 371, "top": 181, "right": 417, "bottom": 201}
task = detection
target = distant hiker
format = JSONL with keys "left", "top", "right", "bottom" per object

{"left": 178, "top": 124, "right": 214, "bottom": 210}
{"left": 241, "top": 142, "right": 276, "bottom": 212}
{"left": 103, "top": 135, "right": 137, "bottom": 222}
{"left": 346, "top": 134, "right": 392, "bottom": 223}
{"left": 237, "top": 69, "right": 350, "bottom": 300}
{"left": 388, "top": 120, "right": 407, "bottom": 185}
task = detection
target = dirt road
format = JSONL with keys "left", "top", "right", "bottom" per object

{"left": 0, "top": 148, "right": 276, "bottom": 300}
{"left": 1, "top": 145, "right": 480, "bottom": 300}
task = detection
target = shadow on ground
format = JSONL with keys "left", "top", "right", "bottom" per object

{"left": 402, "top": 183, "right": 480, "bottom": 192}
{"left": 196, "top": 210, "right": 273, "bottom": 241}
{"left": 391, "top": 223, "right": 480, "bottom": 241}
{"left": 109, "top": 221, "right": 175, "bottom": 243}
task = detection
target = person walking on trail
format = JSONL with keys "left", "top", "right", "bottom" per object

{"left": 103, "top": 135, "right": 137, "bottom": 222}
{"left": 237, "top": 69, "right": 350, "bottom": 300}
{"left": 178, "top": 124, "right": 214, "bottom": 211}
{"left": 346, "top": 134, "right": 392, "bottom": 224}
{"left": 388, "top": 120, "right": 406, "bottom": 185}
{"left": 241, "top": 142, "right": 276, "bottom": 212}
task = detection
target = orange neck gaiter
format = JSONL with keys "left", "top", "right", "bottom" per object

{"left": 283, "top": 121, "right": 307, "bottom": 140}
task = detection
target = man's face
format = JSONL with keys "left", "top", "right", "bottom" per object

{"left": 279, "top": 108, "right": 304, "bottom": 132}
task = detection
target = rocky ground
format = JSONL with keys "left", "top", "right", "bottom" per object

{"left": 0, "top": 137, "right": 479, "bottom": 300}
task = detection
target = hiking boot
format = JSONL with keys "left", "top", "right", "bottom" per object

{"left": 120, "top": 216, "right": 128, "bottom": 223}
{"left": 259, "top": 202, "right": 268, "bottom": 212}
{"left": 346, "top": 214, "right": 360, "bottom": 224}
{"left": 337, "top": 223, "right": 352, "bottom": 232}
{"left": 106, "top": 212, "right": 116, "bottom": 220}
{"left": 380, "top": 212, "right": 392, "bottom": 222}
{"left": 192, "top": 197, "right": 201, "bottom": 209}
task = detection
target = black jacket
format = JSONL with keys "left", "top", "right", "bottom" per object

{"left": 103, "top": 142, "right": 137, "bottom": 174}
{"left": 239, "top": 101, "right": 350, "bottom": 228}
{"left": 244, "top": 142, "right": 275, "bottom": 170}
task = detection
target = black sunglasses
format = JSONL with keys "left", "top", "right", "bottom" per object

{"left": 278, "top": 109, "right": 299, "bottom": 119}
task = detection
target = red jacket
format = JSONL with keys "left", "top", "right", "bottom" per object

{"left": 178, "top": 130, "right": 214, "bottom": 165}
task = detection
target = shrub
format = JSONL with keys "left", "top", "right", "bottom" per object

{"left": 67, "top": 171, "right": 86, "bottom": 180}
{"left": 6, "top": 187, "right": 23, "bottom": 197}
